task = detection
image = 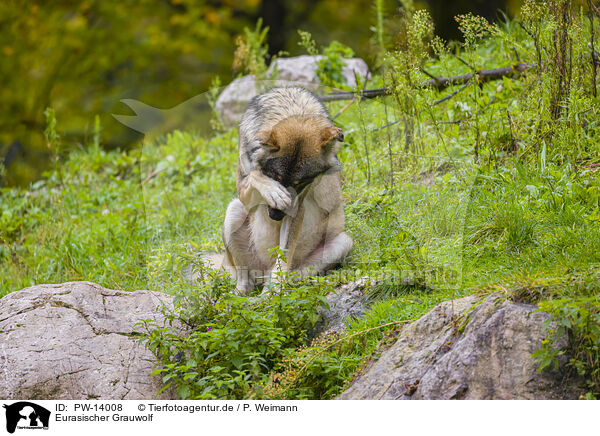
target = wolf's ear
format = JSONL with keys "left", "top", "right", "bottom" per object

{"left": 257, "top": 129, "right": 279, "bottom": 151}
{"left": 321, "top": 126, "right": 344, "bottom": 146}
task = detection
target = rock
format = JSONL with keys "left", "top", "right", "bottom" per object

{"left": 309, "top": 278, "right": 370, "bottom": 340}
{"left": 215, "top": 55, "right": 369, "bottom": 127}
{"left": 0, "top": 281, "right": 178, "bottom": 400}
{"left": 338, "top": 294, "right": 585, "bottom": 400}
{"left": 214, "top": 75, "right": 261, "bottom": 129}
{"left": 267, "top": 55, "right": 369, "bottom": 89}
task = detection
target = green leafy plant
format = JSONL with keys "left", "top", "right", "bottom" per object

{"left": 316, "top": 41, "right": 356, "bottom": 90}
{"left": 207, "top": 75, "right": 224, "bottom": 132}
{"left": 297, "top": 30, "right": 318, "bottom": 56}
{"left": 139, "top": 270, "right": 331, "bottom": 399}
{"left": 43, "top": 107, "right": 61, "bottom": 169}
{"left": 533, "top": 295, "right": 600, "bottom": 398}
{"left": 233, "top": 18, "right": 270, "bottom": 80}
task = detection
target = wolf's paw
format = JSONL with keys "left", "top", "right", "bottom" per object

{"left": 262, "top": 182, "right": 292, "bottom": 210}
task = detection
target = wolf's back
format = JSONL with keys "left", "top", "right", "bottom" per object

{"left": 239, "top": 87, "right": 330, "bottom": 145}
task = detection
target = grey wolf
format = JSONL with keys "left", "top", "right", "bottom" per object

{"left": 219, "top": 86, "right": 352, "bottom": 293}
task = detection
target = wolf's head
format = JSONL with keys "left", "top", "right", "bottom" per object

{"left": 255, "top": 115, "right": 344, "bottom": 196}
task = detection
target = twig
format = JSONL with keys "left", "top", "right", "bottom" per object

{"left": 420, "top": 67, "right": 441, "bottom": 83}
{"left": 377, "top": 95, "right": 498, "bottom": 131}
{"left": 439, "top": 96, "right": 497, "bottom": 125}
{"left": 332, "top": 97, "right": 356, "bottom": 120}
{"left": 432, "top": 80, "right": 471, "bottom": 106}
{"left": 588, "top": 0, "right": 597, "bottom": 97}
{"left": 361, "top": 70, "right": 370, "bottom": 93}
{"left": 372, "top": 119, "right": 401, "bottom": 132}
{"left": 141, "top": 166, "right": 168, "bottom": 185}
{"left": 516, "top": 20, "right": 535, "bottom": 38}
{"left": 512, "top": 47, "right": 522, "bottom": 62}
{"left": 331, "top": 69, "right": 370, "bottom": 120}
{"left": 373, "top": 80, "right": 471, "bottom": 132}
{"left": 582, "top": 163, "right": 600, "bottom": 172}
{"left": 455, "top": 55, "right": 477, "bottom": 73}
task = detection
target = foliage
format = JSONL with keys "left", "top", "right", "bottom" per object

{"left": 207, "top": 76, "right": 224, "bottom": 132}
{"left": 262, "top": 285, "right": 466, "bottom": 399}
{"left": 139, "top": 270, "right": 331, "bottom": 399}
{"left": 316, "top": 41, "right": 356, "bottom": 90}
{"left": 383, "top": 8, "right": 435, "bottom": 153}
{"left": 297, "top": 30, "right": 319, "bottom": 56}
{"left": 0, "top": 0, "right": 257, "bottom": 186}
{"left": 1, "top": 0, "right": 387, "bottom": 186}
{"left": 297, "top": 31, "right": 357, "bottom": 89}
{"left": 2, "top": 1, "right": 600, "bottom": 398}
{"left": 455, "top": 13, "right": 494, "bottom": 49}
{"left": 233, "top": 18, "right": 270, "bottom": 80}
{"left": 533, "top": 294, "right": 600, "bottom": 399}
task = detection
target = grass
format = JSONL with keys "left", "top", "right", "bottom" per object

{"left": 1, "top": 8, "right": 599, "bottom": 398}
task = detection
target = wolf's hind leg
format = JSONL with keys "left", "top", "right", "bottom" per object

{"left": 295, "top": 232, "right": 353, "bottom": 277}
{"left": 222, "top": 198, "right": 258, "bottom": 293}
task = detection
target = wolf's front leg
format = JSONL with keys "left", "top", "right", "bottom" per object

{"left": 238, "top": 170, "right": 292, "bottom": 212}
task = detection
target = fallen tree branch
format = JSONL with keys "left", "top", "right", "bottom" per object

{"left": 320, "top": 62, "right": 536, "bottom": 102}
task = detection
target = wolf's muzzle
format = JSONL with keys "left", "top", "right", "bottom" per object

{"left": 268, "top": 207, "right": 285, "bottom": 221}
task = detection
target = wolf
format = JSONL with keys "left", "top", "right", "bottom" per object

{"left": 218, "top": 86, "right": 352, "bottom": 293}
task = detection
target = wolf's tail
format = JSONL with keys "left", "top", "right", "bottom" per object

{"left": 182, "top": 252, "right": 231, "bottom": 283}
{"left": 201, "top": 252, "right": 226, "bottom": 270}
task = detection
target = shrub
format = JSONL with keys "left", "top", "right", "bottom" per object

{"left": 139, "top": 269, "right": 331, "bottom": 399}
{"left": 533, "top": 295, "right": 600, "bottom": 399}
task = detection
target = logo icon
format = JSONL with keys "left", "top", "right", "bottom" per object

{"left": 2, "top": 402, "right": 50, "bottom": 434}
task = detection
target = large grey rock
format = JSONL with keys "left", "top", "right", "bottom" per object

{"left": 215, "top": 55, "right": 369, "bottom": 127}
{"left": 339, "top": 294, "right": 584, "bottom": 400}
{"left": 214, "top": 75, "right": 262, "bottom": 130}
{"left": 267, "top": 55, "right": 369, "bottom": 89}
{"left": 0, "top": 281, "right": 178, "bottom": 400}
